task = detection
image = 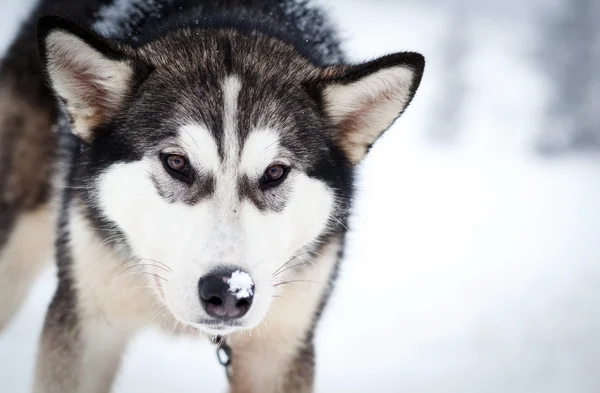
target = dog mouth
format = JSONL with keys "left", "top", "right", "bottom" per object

{"left": 159, "top": 304, "right": 246, "bottom": 335}
{"left": 187, "top": 319, "right": 245, "bottom": 336}
{"left": 195, "top": 319, "right": 244, "bottom": 331}
{"left": 196, "top": 319, "right": 243, "bottom": 327}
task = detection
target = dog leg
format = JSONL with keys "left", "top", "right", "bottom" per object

{"left": 227, "top": 334, "right": 316, "bottom": 393}
{"left": 0, "top": 1, "right": 58, "bottom": 332}
{"left": 227, "top": 240, "right": 342, "bottom": 393}
{"left": 0, "top": 203, "right": 55, "bottom": 331}
{"left": 33, "top": 288, "right": 132, "bottom": 393}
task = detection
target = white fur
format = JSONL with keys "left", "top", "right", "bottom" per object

{"left": 76, "top": 322, "right": 132, "bottom": 393}
{"left": 69, "top": 204, "right": 167, "bottom": 327}
{"left": 97, "top": 153, "right": 334, "bottom": 335}
{"left": 178, "top": 124, "right": 220, "bottom": 173}
{"left": 96, "top": 74, "right": 336, "bottom": 336}
{"left": 45, "top": 31, "right": 132, "bottom": 140}
{"left": 0, "top": 203, "right": 55, "bottom": 329}
{"left": 323, "top": 65, "right": 415, "bottom": 163}
{"left": 239, "top": 128, "right": 288, "bottom": 177}
{"left": 222, "top": 75, "right": 242, "bottom": 167}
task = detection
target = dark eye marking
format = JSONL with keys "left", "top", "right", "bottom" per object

{"left": 260, "top": 164, "right": 290, "bottom": 189}
{"left": 160, "top": 153, "right": 193, "bottom": 183}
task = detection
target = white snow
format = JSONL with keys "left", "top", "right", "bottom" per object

{"left": 227, "top": 271, "right": 254, "bottom": 299}
{"left": 1, "top": 1, "right": 600, "bottom": 393}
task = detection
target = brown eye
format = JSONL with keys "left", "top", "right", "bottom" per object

{"left": 167, "top": 154, "right": 187, "bottom": 171}
{"left": 161, "top": 153, "right": 192, "bottom": 183}
{"left": 261, "top": 164, "right": 289, "bottom": 187}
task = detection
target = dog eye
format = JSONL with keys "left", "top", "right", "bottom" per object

{"left": 261, "top": 164, "right": 289, "bottom": 187}
{"left": 161, "top": 153, "right": 192, "bottom": 182}
{"left": 167, "top": 155, "right": 186, "bottom": 171}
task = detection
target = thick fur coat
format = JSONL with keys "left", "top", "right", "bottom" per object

{"left": 0, "top": 1, "right": 424, "bottom": 392}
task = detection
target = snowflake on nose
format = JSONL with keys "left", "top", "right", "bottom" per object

{"left": 227, "top": 271, "right": 254, "bottom": 299}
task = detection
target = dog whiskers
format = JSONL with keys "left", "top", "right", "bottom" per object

{"left": 118, "top": 263, "right": 171, "bottom": 277}
{"left": 134, "top": 257, "right": 172, "bottom": 272}
{"left": 331, "top": 216, "right": 350, "bottom": 231}
{"left": 305, "top": 249, "right": 325, "bottom": 259}
{"left": 144, "top": 272, "right": 167, "bottom": 281}
{"left": 272, "top": 279, "right": 322, "bottom": 288}
{"left": 272, "top": 261, "right": 307, "bottom": 277}
{"left": 112, "top": 257, "right": 172, "bottom": 280}
{"left": 271, "top": 250, "right": 314, "bottom": 277}
{"left": 119, "top": 270, "right": 168, "bottom": 281}
{"left": 99, "top": 233, "right": 126, "bottom": 247}
{"left": 272, "top": 253, "right": 316, "bottom": 278}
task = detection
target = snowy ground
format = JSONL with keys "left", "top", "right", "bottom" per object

{"left": 2, "top": 0, "right": 600, "bottom": 392}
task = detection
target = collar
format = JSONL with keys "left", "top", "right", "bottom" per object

{"left": 213, "top": 335, "right": 233, "bottom": 381}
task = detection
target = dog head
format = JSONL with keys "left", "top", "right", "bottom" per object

{"left": 38, "top": 16, "right": 424, "bottom": 335}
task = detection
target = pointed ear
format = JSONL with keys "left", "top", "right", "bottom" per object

{"left": 316, "top": 52, "right": 424, "bottom": 165}
{"left": 38, "top": 16, "right": 136, "bottom": 141}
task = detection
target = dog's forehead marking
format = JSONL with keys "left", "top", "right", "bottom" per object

{"left": 178, "top": 124, "right": 220, "bottom": 173}
{"left": 210, "top": 75, "right": 243, "bottom": 208}
{"left": 240, "top": 129, "right": 281, "bottom": 176}
{"left": 174, "top": 76, "right": 286, "bottom": 211}
{"left": 222, "top": 75, "right": 242, "bottom": 168}
{"left": 178, "top": 76, "right": 282, "bottom": 178}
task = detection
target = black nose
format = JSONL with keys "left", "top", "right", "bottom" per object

{"left": 199, "top": 269, "right": 254, "bottom": 320}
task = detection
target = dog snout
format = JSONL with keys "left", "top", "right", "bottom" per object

{"left": 198, "top": 268, "right": 255, "bottom": 320}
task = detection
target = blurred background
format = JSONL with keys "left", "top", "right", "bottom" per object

{"left": 1, "top": 0, "right": 599, "bottom": 392}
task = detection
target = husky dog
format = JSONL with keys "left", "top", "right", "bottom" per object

{"left": 0, "top": 0, "right": 424, "bottom": 391}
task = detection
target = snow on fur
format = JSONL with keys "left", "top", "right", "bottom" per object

{"left": 227, "top": 271, "right": 254, "bottom": 299}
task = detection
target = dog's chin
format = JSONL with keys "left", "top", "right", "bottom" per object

{"left": 190, "top": 322, "right": 246, "bottom": 336}
{"left": 168, "top": 310, "right": 251, "bottom": 336}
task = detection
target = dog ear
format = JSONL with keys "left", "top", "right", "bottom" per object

{"left": 38, "top": 16, "right": 138, "bottom": 142}
{"left": 316, "top": 52, "right": 424, "bottom": 165}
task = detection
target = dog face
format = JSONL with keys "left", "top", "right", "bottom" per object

{"left": 39, "top": 17, "right": 424, "bottom": 335}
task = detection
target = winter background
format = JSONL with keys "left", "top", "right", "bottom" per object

{"left": 1, "top": 0, "right": 600, "bottom": 392}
